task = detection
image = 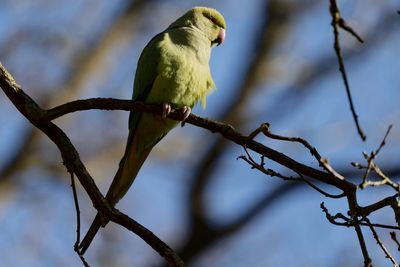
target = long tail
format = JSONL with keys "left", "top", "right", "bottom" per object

{"left": 79, "top": 135, "right": 152, "bottom": 254}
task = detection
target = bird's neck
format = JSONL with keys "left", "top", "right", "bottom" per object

{"left": 167, "top": 25, "right": 211, "bottom": 49}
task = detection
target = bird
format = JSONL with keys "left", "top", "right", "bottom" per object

{"left": 79, "top": 6, "right": 226, "bottom": 254}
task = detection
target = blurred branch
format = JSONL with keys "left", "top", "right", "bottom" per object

{"left": 1, "top": 50, "right": 398, "bottom": 266}
{"left": 40, "top": 96, "right": 353, "bottom": 191}
{"left": 58, "top": 0, "right": 150, "bottom": 101}
{"left": 219, "top": 164, "right": 400, "bottom": 248}
{"left": 0, "top": 60, "right": 354, "bottom": 266}
{"left": 329, "top": 0, "right": 366, "bottom": 141}
{"left": 297, "top": 9, "right": 398, "bottom": 90}
{"left": 179, "top": 0, "right": 297, "bottom": 262}
{"left": 0, "top": 127, "right": 37, "bottom": 178}
{"left": 248, "top": 9, "right": 400, "bottom": 125}
{"left": 0, "top": 63, "right": 183, "bottom": 267}
{"left": 0, "top": 0, "right": 150, "bottom": 183}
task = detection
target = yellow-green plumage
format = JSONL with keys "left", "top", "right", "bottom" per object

{"left": 79, "top": 6, "right": 226, "bottom": 253}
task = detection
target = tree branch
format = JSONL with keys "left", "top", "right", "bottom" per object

{"left": 1, "top": 56, "right": 397, "bottom": 266}
{"left": 329, "top": 0, "right": 366, "bottom": 141}
{"left": 0, "top": 63, "right": 184, "bottom": 267}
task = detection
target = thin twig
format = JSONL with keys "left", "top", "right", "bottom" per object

{"left": 301, "top": 178, "right": 346, "bottom": 199}
{"left": 321, "top": 203, "right": 400, "bottom": 230}
{"left": 353, "top": 161, "right": 399, "bottom": 190}
{"left": 390, "top": 232, "right": 400, "bottom": 251}
{"left": 365, "top": 218, "right": 399, "bottom": 267}
{"left": 254, "top": 123, "right": 345, "bottom": 181}
{"left": 320, "top": 202, "right": 352, "bottom": 226}
{"left": 337, "top": 18, "right": 364, "bottom": 43}
{"left": 329, "top": 0, "right": 366, "bottom": 141}
{"left": 359, "top": 125, "right": 396, "bottom": 189}
{"left": 375, "top": 125, "right": 392, "bottom": 155}
{"left": 238, "top": 148, "right": 301, "bottom": 181}
{"left": 240, "top": 146, "right": 346, "bottom": 199}
{"left": 360, "top": 153, "right": 374, "bottom": 188}
{"left": 69, "top": 171, "right": 81, "bottom": 248}
{"left": 359, "top": 222, "right": 400, "bottom": 231}
{"left": 70, "top": 172, "right": 90, "bottom": 266}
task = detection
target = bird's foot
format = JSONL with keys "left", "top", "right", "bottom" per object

{"left": 180, "top": 106, "right": 191, "bottom": 127}
{"left": 162, "top": 103, "right": 172, "bottom": 118}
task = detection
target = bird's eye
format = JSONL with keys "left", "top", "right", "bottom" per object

{"left": 204, "top": 14, "right": 218, "bottom": 26}
{"left": 210, "top": 17, "right": 218, "bottom": 25}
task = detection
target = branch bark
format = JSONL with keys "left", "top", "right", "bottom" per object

{"left": 1, "top": 60, "right": 397, "bottom": 267}
{"left": 0, "top": 63, "right": 184, "bottom": 267}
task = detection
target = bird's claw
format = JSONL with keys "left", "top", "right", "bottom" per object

{"left": 162, "top": 103, "right": 172, "bottom": 118}
{"left": 180, "top": 106, "right": 191, "bottom": 127}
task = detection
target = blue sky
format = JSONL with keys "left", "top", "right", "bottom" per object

{"left": 0, "top": 1, "right": 399, "bottom": 266}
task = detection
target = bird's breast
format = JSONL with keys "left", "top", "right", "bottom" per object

{"left": 149, "top": 43, "right": 214, "bottom": 109}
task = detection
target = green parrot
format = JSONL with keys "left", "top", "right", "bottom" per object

{"left": 79, "top": 6, "right": 226, "bottom": 253}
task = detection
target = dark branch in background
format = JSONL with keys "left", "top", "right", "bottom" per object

{"left": 174, "top": 4, "right": 398, "bottom": 265}
{"left": 0, "top": 128, "right": 36, "bottom": 179}
{"left": 1, "top": 2, "right": 398, "bottom": 267}
{"left": 45, "top": 98, "right": 354, "bottom": 190}
{"left": 257, "top": 9, "right": 400, "bottom": 129}
{"left": 176, "top": 1, "right": 299, "bottom": 262}
{"left": 0, "top": 63, "right": 183, "bottom": 267}
{"left": 329, "top": 0, "right": 366, "bottom": 141}
{"left": 247, "top": 124, "right": 398, "bottom": 266}
{"left": 50, "top": 98, "right": 400, "bottom": 226}
{"left": 1, "top": 53, "right": 399, "bottom": 266}
{"left": 0, "top": 0, "right": 151, "bottom": 183}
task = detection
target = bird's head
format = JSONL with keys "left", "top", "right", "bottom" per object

{"left": 169, "top": 7, "right": 226, "bottom": 47}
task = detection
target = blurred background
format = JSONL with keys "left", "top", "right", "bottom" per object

{"left": 1, "top": 0, "right": 399, "bottom": 266}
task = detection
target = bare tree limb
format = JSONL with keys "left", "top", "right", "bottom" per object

{"left": 365, "top": 218, "right": 399, "bottom": 267}
{"left": 329, "top": 0, "right": 366, "bottom": 141}
{"left": 42, "top": 96, "right": 355, "bottom": 191}
{"left": 0, "top": 0, "right": 151, "bottom": 183}
{"left": 0, "top": 63, "right": 184, "bottom": 267}
{"left": 1, "top": 52, "right": 397, "bottom": 266}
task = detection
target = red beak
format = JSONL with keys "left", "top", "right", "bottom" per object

{"left": 216, "top": 28, "right": 226, "bottom": 46}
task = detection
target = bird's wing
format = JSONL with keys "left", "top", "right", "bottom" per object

{"left": 126, "top": 32, "right": 165, "bottom": 146}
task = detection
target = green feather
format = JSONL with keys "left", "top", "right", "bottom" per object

{"left": 79, "top": 6, "right": 226, "bottom": 254}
